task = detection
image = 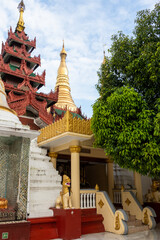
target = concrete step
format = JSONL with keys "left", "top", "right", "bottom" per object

{"left": 128, "top": 224, "right": 149, "bottom": 234}
{"left": 128, "top": 219, "right": 142, "bottom": 226}
{"left": 128, "top": 214, "right": 136, "bottom": 221}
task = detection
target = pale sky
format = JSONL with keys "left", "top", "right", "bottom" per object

{"left": 0, "top": 0, "right": 157, "bottom": 117}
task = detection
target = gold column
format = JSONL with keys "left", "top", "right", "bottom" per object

{"left": 70, "top": 146, "right": 81, "bottom": 209}
{"left": 107, "top": 161, "right": 114, "bottom": 202}
{"left": 134, "top": 171, "right": 143, "bottom": 205}
{"left": 48, "top": 152, "right": 58, "bottom": 169}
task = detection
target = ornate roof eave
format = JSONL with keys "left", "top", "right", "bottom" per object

{"left": 0, "top": 58, "right": 45, "bottom": 86}
{"left": 8, "top": 91, "right": 53, "bottom": 125}
{"left": 36, "top": 89, "right": 58, "bottom": 103}
{"left": 1, "top": 42, "right": 41, "bottom": 67}
{"left": 37, "top": 110, "right": 92, "bottom": 145}
{"left": 8, "top": 27, "right": 36, "bottom": 49}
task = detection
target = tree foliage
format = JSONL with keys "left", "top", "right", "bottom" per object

{"left": 92, "top": 3, "right": 160, "bottom": 178}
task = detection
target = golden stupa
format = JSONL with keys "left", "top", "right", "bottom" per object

{"left": 54, "top": 42, "right": 77, "bottom": 112}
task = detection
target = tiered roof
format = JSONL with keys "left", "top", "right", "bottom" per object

{"left": 0, "top": 1, "right": 58, "bottom": 129}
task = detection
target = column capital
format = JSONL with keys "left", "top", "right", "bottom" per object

{"left": 48, "top": 152, "right": 58, "bottom": 158}
{"left": 107, "top": 160, "right": 114, "bottom": 164}
{"left": 70, "top": 146, "right": 81, "bottom": 153}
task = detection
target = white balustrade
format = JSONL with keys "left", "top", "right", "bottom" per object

{"left": 80, "top": 190, "right": 97, "bottom": 209}
{"left": 113, "top": 190, "right": 122, "bottom": 204}
{"left": 113, "top": 188, "right": 137, "bottom": 204}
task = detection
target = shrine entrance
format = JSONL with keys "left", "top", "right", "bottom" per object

{"left": 56, "top": 158, "right": 108, "bottom": 192}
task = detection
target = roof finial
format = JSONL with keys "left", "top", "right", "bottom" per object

{"left": 16, "top": 0, "right": 25, "bottom": 32}
{"left": 60, "top": 40, "right": 67, "bottom": 56}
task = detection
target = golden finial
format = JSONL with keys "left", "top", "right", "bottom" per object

{"left": 16, "top": 0, "right": 25, "bottom": 32}
{"left": 121, "top": 185, "right": 125, "bottom": 191}
{"left": 0, "top": 77, "right": 16, "bottom": 115}
{"left": 95, "top": 184, "right": 99, "bottom": 191}
{"left": 60, "top": 40, "right": 67, "bottom": 56}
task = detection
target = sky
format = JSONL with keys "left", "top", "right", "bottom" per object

{"left": 0, "top": 0, "right": 157, "bottom": 118}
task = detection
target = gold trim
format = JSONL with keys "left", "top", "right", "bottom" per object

{"left": 98, "top": 199, "right": 104, "bottom": 209}
{"left": 0, "top": 89, "right": 6, "bottom": 96}
{"left": 48, "top": 152, "right": 58, "bottom": 158}
{"left": 125, "top": 198, "right": 131, "bottom": 206}
{"left": 37, "top": 111, "right": 92, "bottom": 144}
{"left": 70, "top": 146, "right": 81, "bottom": 153}
{"left": 144, "top": 210, "right": 149, "bottom": 225}
{"left": 0, "top": 106, "right": 17, "bottom": 116}
{"left": 115, "top": 213, "right": 120, "bottom": 230}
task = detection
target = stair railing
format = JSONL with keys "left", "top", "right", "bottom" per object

{"left": 121, "top": 189, "right": 156, "bottom": 229}
{"left": 96, "top": 191, "right": 128, "bottom": 235}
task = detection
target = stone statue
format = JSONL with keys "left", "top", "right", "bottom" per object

{"left": 56, "top": 175, "right": 73, "bottom": 209}
{"left": 145, "top": 180, "right": 160, "bottom": 203}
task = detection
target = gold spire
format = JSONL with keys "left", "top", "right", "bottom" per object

{"left": 57, "top": 41, "right": 68, "bottom": 76}
{"left": 54, "top": 42, "right": 77, "bottom": 112}
{"left": 60, "top": 40, "right": 67, "bottom": 55}
{"left": 0, "top": 77, "right": 16, "bottom": 115}
{"left": 16, "top": 0, "right": 25, "bottom": 32}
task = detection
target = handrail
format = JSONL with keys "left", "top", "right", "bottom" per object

{"left": 96, "top": 191, "right": 128, "bottom": 234}
{"left": 80, "top": 189, "right": 97, "bottom": 194}
{"left": 121, "top": 189, "right": 156, "bottom": 229}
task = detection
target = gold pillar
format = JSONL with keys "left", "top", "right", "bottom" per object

{"left": 48, "top": 152, "right": 58, "bottom": 169}
{"left": 134, "top": 171, "right": 143, "bottom": 205}
{"left": 70, "top": 146, "right": 81, "bottom": 209}
{"left": 107, "top": 161, "right": 114, "bottom": 202}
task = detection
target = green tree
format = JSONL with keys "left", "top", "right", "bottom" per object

{"left": 92, "top": 3, "right": 160, "bottom": 178}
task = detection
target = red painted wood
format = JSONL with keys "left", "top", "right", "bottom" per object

{"left": 28, "top": 217, "right": 58, "bottom": 240}
{"left": 52, "top": 208, "right": 81, "bottom": 240}
{"left": 81, "top": 208, "right": 105, "bottom": 235}
{"left": 0, "top": 221, "right": 30, "bottom": 240}
{"left": 81, "top": 208, "right": 97, "bottom": 216}
{"left": 28, "top": 209, "right": 105, "bottom": 240}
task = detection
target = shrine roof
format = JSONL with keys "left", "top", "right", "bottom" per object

{"left": 9, "top": 64, "right": 19, "bottom": 71}
{"left": 9, "top": 64, "right": 36, "bottom": 77}
{"left": 8, "top": 27, "right": 36, "bottom": 49}
{"left": 15, "top": 32, "right": 29, "bottom": 42}
{"left": 55, "top": 108, "right": 83, "bottom": 120}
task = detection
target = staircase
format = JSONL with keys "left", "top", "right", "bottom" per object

{"left": 127, "top": 212, "right": 149, "bottom": 234}
{"left": 81, "top": 208, "right": 105, "bottom": 235}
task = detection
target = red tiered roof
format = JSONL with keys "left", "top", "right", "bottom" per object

{"left": 0, "top": 27, "right": 58, "bottom": 129}
{"left": 8, "top": 27, "right": 36, "bottom": 49}
{"left": 1, "top": 41, "right": 41, "bottom": 67}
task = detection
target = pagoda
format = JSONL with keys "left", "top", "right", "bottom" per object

{"left": 0, "top": 0, "right": 58, "bottom": 130}
{"left": 51, "top": 41, "right": 85, "bottom": 121}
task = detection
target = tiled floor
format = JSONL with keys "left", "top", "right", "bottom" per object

{"left": 56, "top": 223, "right": 160, "bottom": 240}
